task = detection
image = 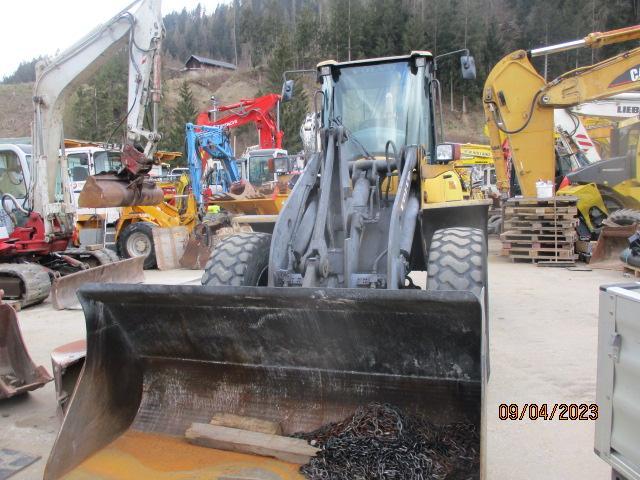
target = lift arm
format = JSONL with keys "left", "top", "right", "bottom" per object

{"left": 483, "top": 25, "right": 640, "bottom": 196}
{"left": 33, "top": 0, "right": 163, "bottom": 229}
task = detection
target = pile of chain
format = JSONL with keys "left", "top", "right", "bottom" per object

{"left": 294, "top": 403, "right": 479, "bottom": 480}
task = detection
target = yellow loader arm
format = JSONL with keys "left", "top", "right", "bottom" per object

{"left": 483, "top": 24, "right": 640, "bottom": 196}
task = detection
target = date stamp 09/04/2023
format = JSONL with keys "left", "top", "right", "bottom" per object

{"left": 498, "top": 403, "right": 599, "bottom": 421}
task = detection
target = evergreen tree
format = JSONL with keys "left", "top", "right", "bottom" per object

{"left": 1, "top": 57, "right": 42, "bottom": 84}
{"left": 266, "top": 33, "right": 308, "bottom": 153}
{"left": 165, "top": 81, "right": 198, "bottom": 158}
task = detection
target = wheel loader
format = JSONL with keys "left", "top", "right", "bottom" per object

{"left": 46, "top": 51, "right": 490, "bottom": 479}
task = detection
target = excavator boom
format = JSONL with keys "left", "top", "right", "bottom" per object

{"left": 484, "top": 24, "right": 640, "bottom": 196}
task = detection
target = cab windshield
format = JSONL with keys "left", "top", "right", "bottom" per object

{"left": 94, "top": 150, "right": 122, "bottom": 174}
{"left": 323, "top": 59, "right": 431, "bottom": 161}
{"left": 248, "top": 155, "right": 273, "bottom": 185}
{"left": 0, "top": 150, "right": 27, "bottom": 198}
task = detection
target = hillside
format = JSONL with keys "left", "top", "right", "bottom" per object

{"left": 0, "top": 66, "right": 487, "bottom": 151}
{"left": 0, "top": 82, "right": 32, "bottom": 138}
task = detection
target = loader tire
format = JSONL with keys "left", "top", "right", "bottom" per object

{"left": 117, "top": 222, "right": 157, "bottom": 270}
{"left": 201, "top": 232, "right": 271, "bottom": 287}
{"left": 607, "top": 208, "right": 640, "bottom": 226}
{"left": 427, "top": 227, "right": 486, "bottom": 299}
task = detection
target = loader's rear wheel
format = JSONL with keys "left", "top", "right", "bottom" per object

{"left": 201, "top": 233, "right": 271, "bottom": 287}
{"left": 427, "top": 227, "right": 486, "bottom": 299}
{"left": 117, "top": 222, "right": 157, "bottom": 270}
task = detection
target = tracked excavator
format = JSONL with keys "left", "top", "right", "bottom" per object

{"left": 46, "top": 51, "right": 490, "bottom": 479}
{"left": 484, "top": 25, "right": 640, "bottom": 237}
{"left": 0, "top": 0, "right": 163, "bottom": 309}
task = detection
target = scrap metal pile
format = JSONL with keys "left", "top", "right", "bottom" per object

{"left": 295, "top": 403, "right": 479, "bottom": 480}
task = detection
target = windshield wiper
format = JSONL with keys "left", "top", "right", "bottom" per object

{"left": 330, "top": 116, "right": 374, "bottom": 160}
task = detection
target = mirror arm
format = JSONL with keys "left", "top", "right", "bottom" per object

{"left": 282, "top": 69, "right": 316, "bottom": 82}
{"left": 433, "top": 48, "right": 470, "bottom": 73}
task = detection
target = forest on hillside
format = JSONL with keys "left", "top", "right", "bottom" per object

{"left": 3, "top": 0, "right": 640, "bottom": 157}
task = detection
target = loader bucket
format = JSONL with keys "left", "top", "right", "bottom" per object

{"left": 0, "top": 301, "right": 52, "bottom": 399}
{"left": 50, "top": 257, "right": 145, "bottom": 310}
{"left": 46, "top": 285, "right": 485, "bottom": 479}
{"left": 78, "top": 174, "right": 164, "bottom": 208}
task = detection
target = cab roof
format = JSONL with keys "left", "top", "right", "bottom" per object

{"left": 317, "top": 51, "right": 433, "bottom": 70}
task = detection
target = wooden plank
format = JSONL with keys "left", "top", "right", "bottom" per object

{"left": 209, "top": 413, "right": 282, "bottom": 436}
{"left": 503, "top": 220, "right": 578, "bottom": 230}
{"left": 500, "top": 231, "right": 577, "bottom": 243}
{"left": 504, "top": 206, "right": 577, "bottom": 216}
{"left": 185, "top": 423, "right": 319, "bottom": 464}
{"left": 506, "top": 196, "right": 577, "bottom": 206}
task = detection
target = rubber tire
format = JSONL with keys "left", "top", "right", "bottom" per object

{"left": 117, "top": 222, "right": 157, "bottom": 270}
{"left": 426, "top": 227, "right": 487, "bottom": 299}
{"left": 201, "top": 232, "right": 271, "bottom": 286}
{"left": 607, "top": 208, "right": 640, "bottom": 226}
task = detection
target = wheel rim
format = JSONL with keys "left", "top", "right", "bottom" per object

{"left": 126, "top": 231, "right": 152, "bottom": 258}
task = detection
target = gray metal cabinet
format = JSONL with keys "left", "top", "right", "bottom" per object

{"left": 595, "top": 283, "right": 640, "bottom": 480}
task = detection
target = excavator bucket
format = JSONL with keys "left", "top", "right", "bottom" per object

{"left": 0, "top": 301, "right": 52, "bottom": 399}
{"left": 45, "top": 284, "right": 485, "bottom": 479}
{"left": 78, "top": 174, "right": 164, "bottom": 208}
{"left": 50, "top": 257, "right": 145, "bottom": 310}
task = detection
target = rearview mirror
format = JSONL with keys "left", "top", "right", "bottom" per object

{"left": 460, "top": 55, "right": 476, "bottom": 80}
{"left": 281, "top": 80, "right": 294, "bottom": 102}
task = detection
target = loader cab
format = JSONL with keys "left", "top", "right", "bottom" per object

{"left": 317, "top": 52, "right": 436, "bottom": 163}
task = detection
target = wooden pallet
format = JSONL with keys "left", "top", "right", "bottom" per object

{"left": 623, "top": 264, "right": 640, "bottom": 278}
{"left": 502, "top": 196, "right": 578, "bottom": 265}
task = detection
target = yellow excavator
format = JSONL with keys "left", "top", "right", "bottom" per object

{"left": 484, "top": 25, "right": 640, "bottom": 237}
{"left": 47, "top": 51, "right": 490, "bottom": 478}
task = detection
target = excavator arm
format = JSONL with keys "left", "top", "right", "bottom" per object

{"left": 196, "top": 94, "right": 284, "bottom": 149}
{"left": 62, "top": 0, "right": 165, "bottom": 209}
{"left": 185, "top": 123, "right": 239, "bottom": 203}
{"left": 484, "top": 25, "right": 640, "bottom": 196}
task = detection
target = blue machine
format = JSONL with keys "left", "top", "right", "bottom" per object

{"left": 185, "top": 123, "right": 241, "bottom": 203}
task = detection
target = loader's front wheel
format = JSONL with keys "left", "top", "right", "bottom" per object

{"left": 201, "top": 232, "right": 271, "bottom": 286}
{"left": 117, "top": 222, "right": 157, "bottom": 270}
{"left": 427, "top": 227, "right": 486, "bottom": 299}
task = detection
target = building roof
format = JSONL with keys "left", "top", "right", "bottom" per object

{"left": 185, "top": 55, "right": 236, "bottom": 70}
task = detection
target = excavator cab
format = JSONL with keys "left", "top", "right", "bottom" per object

{"left": 47, "top": 52, "right": 488, "bottom": 479}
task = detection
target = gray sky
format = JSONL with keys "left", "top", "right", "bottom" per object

{"left": 0, "top": 0, "right": 224, "bottom": 78}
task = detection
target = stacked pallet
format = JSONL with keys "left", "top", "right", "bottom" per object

{"left": 500, "top": 196, "right": 578, "bottom": 264}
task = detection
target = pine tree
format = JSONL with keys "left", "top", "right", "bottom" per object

{"left": 266, "top": 33, "right": 309, "bottom": 153}
{"left": 164, "top": 81, "right": 198, "bottom": 158}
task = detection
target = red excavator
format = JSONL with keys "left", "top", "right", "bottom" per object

{"left": 196, "top": 93, "right": 284, "bottom": 150}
